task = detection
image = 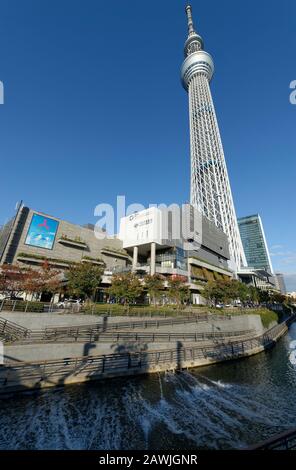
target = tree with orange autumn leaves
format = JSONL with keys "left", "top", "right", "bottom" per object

{"left": 0, "top": 261, "right": 62, "bottom": 299}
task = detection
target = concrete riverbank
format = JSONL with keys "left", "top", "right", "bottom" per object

{"left": 1, "top": 312, "right": 263, "bottom": 361}
{"left": 0, "top": 315, "right": 294, "bottom": 396}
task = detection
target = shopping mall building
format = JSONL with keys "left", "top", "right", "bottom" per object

{"left": 119, "top": 206, "right": 232, "bottom": 304}
{"left": 0, "top": 203, "right": 233, "bottom": 304}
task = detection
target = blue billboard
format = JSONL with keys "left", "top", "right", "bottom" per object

{"left": 25, "top": 214, "right": 59, "bottom": 250}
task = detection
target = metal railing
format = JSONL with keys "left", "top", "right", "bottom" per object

{"left": 0, "top": 300, "right": 43, "bottom": 313}
{"left": 0, "top": 319, "right": 291, "bottom": 393}
{"left": 96, "top": 313, "right": 233, "bottom": 329}
{"left": 13, "top": 327, "right": 255, "bottom": 344}
{"left": 248, "top": 428, "right": 296, "bottom": 450}
{"left": 3, "top": 309, "right": 294, "bottom": 345}
{"left": 0, "top": 317, "right": 30, "bottom": 341}
{"left": 2, "top": 311, "right": 294, "bottom": 347}
{"left": 0, "top": 313, "right": 233, "bottom": 344}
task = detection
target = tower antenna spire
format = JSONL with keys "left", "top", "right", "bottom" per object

{"left": 185, "top": 4, "right": 196, "bottom": 36}
{"left": 181, "top": 4, "right": 247, "bottom": 271}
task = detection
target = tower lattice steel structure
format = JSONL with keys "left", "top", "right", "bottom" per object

{"left": 181, "top": 5, "right": 247, "bottom": 270}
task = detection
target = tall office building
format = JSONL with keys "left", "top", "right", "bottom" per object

{"left": 238, "top": 214, "right": 273, "bottom": 273}
{"left": 274, "top": 273, "right": 287, "bottom": 294}
{"left": 180, "top": 5, "right": 247, "bottom": 271}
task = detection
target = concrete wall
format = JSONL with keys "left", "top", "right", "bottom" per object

{"left": 191, "top": 245, "right": 229, "bottom": 271}
{"left": 1, "top": 312, "right": 264, "bottom": 363}
{"left": 0, "top": 321, "right": 290, "bottom": 395}
{"left": 1, "top": 207, "right": 127, "bottom": 272}
{"left": 201, "top": 216, "right": 230, "bottom": 261}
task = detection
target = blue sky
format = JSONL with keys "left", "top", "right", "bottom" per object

{"left": 0, "top": 0, "right": 295, "bottom": 289}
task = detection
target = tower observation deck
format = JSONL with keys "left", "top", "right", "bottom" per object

{"left": 181, "top": 5, "right": 247, "bottom": 271}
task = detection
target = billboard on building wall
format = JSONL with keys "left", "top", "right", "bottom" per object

{"left": 25, "top": 214, "right": 59, "bottom": 250}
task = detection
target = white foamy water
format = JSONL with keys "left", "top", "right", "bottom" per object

{"left": 1, "top": 331, "right": 296, "bottom": 450}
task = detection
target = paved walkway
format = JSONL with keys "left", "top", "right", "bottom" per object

{"left": 0, "top": 311, "right": 263, "bottom": 334}
{"left": 1, "top": 311, "right": 264, "bottom": 364}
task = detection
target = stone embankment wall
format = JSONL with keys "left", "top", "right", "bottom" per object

{"left": 0, "top": 316, "right": 293, "bottom": 396}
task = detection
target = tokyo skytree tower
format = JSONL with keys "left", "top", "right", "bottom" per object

{"left": 181, "top": 5, "right": 247, "bottom": 270}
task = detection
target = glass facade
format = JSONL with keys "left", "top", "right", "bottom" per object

{"left": 154, "top": 247, "right": 187, "bottom": 271}
{"left": 238, "top": 214, "right": 273, "bottom": 273}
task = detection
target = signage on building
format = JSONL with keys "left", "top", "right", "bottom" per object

{"left": 120, "top": 208, "right": 162, "bottom": 248}
{"left": 119, "top": 205, "right": 203, "bottom": 251}
{"left": 25, "top": 213, "right": 59, "bottom": 250}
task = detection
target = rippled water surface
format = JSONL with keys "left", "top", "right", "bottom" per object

{"left": 1, "top": 324, "right": 296, "bottom": 450}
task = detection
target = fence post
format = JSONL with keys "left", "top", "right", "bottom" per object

{"left": 42, "top": 361, "right": 47, "bottom": 381}
{"left": 3, "top": 368, "right": 10, "bottom": 387}
{"left": 0, "top": 300, "right": 4, "bottom": 312}
{"left": 12, "top": 301, "right": 16, "bottom": 312}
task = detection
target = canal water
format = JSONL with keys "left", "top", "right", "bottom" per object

{"left": 1, "top": 323, "right": 296, "bottom": 450}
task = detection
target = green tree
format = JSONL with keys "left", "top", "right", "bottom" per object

{"left": 167, "top": 276, "right": 191, "bottom": 307}
{"left": 108, "top": 272, "right": 143, "bottom": 305}
{"left": 66, "top": 262, "right": 103, "bottom": 300}
{"left": 203, "top": 280, "right": 229, "bottom": 305}
{"left": 202, "top": 279, "right": 245, "bottom": 305}
{"left": 144, "top": 274, "right": 164, "bottom": 305}
{"left": 270, "top": 292, "right": 287, "bottom": 304}
{"left": 248, "top": 286, "right": 259, "bottom": 304}
{"left": 258, "top": 289, "right": 271, "bottom": 304}
{"left": 232, "top": 280, "right": 249, "bottom": 304}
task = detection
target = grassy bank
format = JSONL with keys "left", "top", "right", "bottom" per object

{"left": 1, "top": 300, "right": 45, "bottom": 312}
{"left": 81, "top": 303, "right": 280, "bottom": 327}
{"left": 81, "top": 303, "right": 209, "bottom": 317}
{"left": 219, "top": 307, "right": 280, "bottom": 328}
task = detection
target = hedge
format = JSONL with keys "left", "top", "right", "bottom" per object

{"left": 2, "top": 300, "right": 45, "bottom": 312}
